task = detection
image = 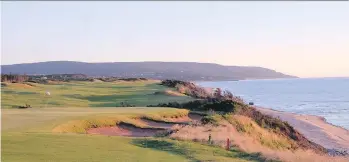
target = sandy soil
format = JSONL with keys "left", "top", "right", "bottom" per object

{"left": 256, "top": 106, "right": 349, "bottom": 152}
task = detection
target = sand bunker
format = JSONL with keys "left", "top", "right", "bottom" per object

{"left": 87, "top": 113, "right": 203, "bottom": 137}
{"left": 87, "top": 122, "right": 168, "bottom": 137}
{"left": 140, "top": 119, "right": 176, "bottom": 129}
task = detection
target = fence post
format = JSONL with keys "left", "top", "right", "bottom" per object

{"left": 226, "top": 138, "right": 230, "bottom": 150}
{"left": 208, "top": 133, "right": 211, "bottom": 144}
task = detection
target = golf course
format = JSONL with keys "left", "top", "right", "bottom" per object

{"left": 3, "top": 107, "right": 269, "bottom": 162}
{"left": 1, "top": 80, "right": 266, "bottom": 162}
{"left": 1, "top": 80, "right": 347, "bottom": 162}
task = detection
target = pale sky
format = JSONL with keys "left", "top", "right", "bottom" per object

{"left": 1, "top": 2, "right": 348, "bottom": 78}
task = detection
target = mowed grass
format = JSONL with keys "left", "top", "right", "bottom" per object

{"left": 1, "top": 81, "right": 193, "bottom": 108}
{"left": 2, "top": 133, "right": 189, "bottom": 162}
{"left": 1, "top": 108, "right": 260, "bottom": 162}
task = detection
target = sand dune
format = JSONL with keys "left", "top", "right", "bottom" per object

{"left": 256, "top": 106, "right": 349, "bottom": 152}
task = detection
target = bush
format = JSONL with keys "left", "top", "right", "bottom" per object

{"left": 201, "top": 115, "right": 221, "bottom": 126}
{"left": 148, "top": 98, "right": 247, "bottom": 114}
{"left": 160, "top": 80, "right": 213, "bottom": 99}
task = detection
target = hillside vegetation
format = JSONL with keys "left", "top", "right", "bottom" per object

{"left": 1, "top": 61, "right": 296, "bottom": 80}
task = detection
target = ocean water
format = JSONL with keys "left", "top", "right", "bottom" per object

{"left": 198, "top": 78, "right": 349, "bottom": 130}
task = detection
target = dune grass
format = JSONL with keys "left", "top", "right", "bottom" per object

{"left": 1, "top": 81, "right": 193, "bottom": 108}
{"left": 222, "top": 114, "right": 296, "bottom": 150}
{"left": 199, "top": 113, "right": 296, "bottom": 150}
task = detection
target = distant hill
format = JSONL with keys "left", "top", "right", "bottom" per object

{"left": 1, "top": 61, "right": 297, "bottom": 81}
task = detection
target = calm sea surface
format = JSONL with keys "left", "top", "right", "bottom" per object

{"left": 198, "top": 78, "right": 349, "bottom": 130}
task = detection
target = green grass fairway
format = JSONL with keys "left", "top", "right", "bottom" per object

{"left": 1, "top": 108, "right": 265, "bottom": 162}
{"left": 1, "top": 81, "right": 193, "bottom": 108}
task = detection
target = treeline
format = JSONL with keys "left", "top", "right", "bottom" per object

{"left": 1, "top": 73, "right": 150, "bottom": 84}
{"left": 1, "top": 74, "right": 29, "bottom": 83}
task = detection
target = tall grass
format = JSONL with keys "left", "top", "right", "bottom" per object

{"left": 170, "top": 115, "right": 347, "bottom": 162}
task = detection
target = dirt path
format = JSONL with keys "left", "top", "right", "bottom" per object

{"left": 256, "top": 106, "right": 349, "bottom": 152}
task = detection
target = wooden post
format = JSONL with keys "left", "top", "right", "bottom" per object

{"left": 226, "top": 138, "right": 230, "bottom": 150}
{"left": 208, "top": 133, "right": 211, "bottom": 144}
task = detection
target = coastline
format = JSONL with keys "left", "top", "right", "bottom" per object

{"left": 255, "top": 106, "right": 349, "bottom": 152}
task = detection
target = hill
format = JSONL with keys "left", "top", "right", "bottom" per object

{"left": 1, "top": 61, "right": 296, "bottom": 81}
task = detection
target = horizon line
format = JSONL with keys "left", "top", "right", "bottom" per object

{"left": 2, "top": 60, "right": 349, "bottom": 78}
{"left": 0, "top": 60, "right": 269, "bottom": 68}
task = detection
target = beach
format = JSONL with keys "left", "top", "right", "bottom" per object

{"left": 256, "top": 106, "right": 349, "bottom": 153}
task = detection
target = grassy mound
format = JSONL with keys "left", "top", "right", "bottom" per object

{"left": 52, "top": 109, "right": 189, "bottom": 134}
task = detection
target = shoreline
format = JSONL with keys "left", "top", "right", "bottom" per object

{"left": 255, "top": 106, "right": 349, "bottom": 152}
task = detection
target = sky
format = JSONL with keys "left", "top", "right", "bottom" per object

{"left": 1, "top": 2, "right": 348, "bottom": 78}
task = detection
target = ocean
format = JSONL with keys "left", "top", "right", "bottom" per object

{"left": 198, "top": 77, "right": 349, "bottom": 130}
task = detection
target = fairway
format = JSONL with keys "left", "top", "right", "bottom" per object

{"left": 1, "top": 108, "right": 261, "bottom": 162}
{"left": 1, "top": 81, "right": 193, "bottom": 108}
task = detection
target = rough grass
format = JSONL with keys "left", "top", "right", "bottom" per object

{"left": 141, "top": 109, "right": 190, "bottom": 122}
{"left": 1, "top": 81, "right": 194, "bottom": 108}
{"left": 224, "top": 114, "right": 296, "bottom": 150}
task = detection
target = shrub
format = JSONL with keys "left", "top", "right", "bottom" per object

{"left": 201, "top": 115, "right": 222, "bottom": 126}
{"left": 160, "top": 80, "right": 213, "bottom": 98}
